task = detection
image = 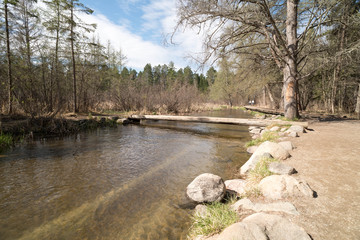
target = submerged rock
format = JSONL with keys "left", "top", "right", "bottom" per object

{"left": 186, "top": 173, "right": 226, "bottom": 203}
{"left": 194, "top": 204, "right": 209, "bottom": 218}
{"left": 246, "top": 146, "right": 258, "bottom": 154}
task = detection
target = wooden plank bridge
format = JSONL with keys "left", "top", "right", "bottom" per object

{"left": 128, "top": 115, "right": 309, "bottom": 128}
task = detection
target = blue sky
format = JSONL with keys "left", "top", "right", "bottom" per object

{"left": 79, "top": 0, "right": 205, "bottom": 71}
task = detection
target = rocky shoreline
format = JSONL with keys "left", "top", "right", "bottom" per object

{"left": 186, "top": 119, "right": 317, "bottom": 240}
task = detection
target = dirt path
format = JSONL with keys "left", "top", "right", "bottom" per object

{"left": 285, "top": 120, "right": 360, "bottom": 240}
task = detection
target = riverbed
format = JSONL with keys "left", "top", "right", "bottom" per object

{"left": 0, "top": 109, "right": 251, "bottom": 239}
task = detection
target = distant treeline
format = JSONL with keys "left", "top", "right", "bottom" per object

{"left": 1, "top": 0, "right": 360, "bottom": 118}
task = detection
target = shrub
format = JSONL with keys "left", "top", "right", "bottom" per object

{"left": 0, "top": 133, "right": 13, "bottom": 153}
{"left": 245, "top": 131, "right": 279, "bottom": 147}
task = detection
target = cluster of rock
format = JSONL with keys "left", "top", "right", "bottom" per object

{"left": 187, "top": 123, "right": 315, "bottom": 240}
{"left": 249, "top": 124, "right": 306, "bottom": 139}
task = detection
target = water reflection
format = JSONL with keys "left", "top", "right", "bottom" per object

{"left": 0, "top": 110, "right": 251, "bottom": 239}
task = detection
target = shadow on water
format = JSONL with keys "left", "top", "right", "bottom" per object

{"left": 0, "top": 109, "right": 252, "bottom": 240}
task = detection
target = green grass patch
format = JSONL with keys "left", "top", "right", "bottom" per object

{"left": 245, "top": 131, "right": 279, "bottom": 147}
{"left": 188, "top": 201, "right": 238, "bottom": 239}
{"left": 0, "top": 133, "right": 13, "bottom": 153}
{"left": 248, "top": 156, "right": 279, "bottom": 183}
{"left": 265, "top": 123, "right": 291, "bottom": 130}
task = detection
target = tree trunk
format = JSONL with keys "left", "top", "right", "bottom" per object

{"left": 265, "top": 84, "right": 277, "bottom": 109}
{"left": 262, "top": 86, "right": 267, "bottom": 107}
{"left": 5, "top": 1, "right": 13, "bottom": 114}
{"left": 283, "top": 0, "right": 299, "bottom": 119}
{"left": 355, "top": 83, "right": 360, "bottom": 119}
{"left": 70, "top": 1, "right": 78, "bottom": 113}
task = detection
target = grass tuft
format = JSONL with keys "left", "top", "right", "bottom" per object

{"left": 245, "top": 131, "right": 279, "bottom": 147}
{"left": 240, "top": 186, "right": 263, "bottom": 199}
{"left": 248, "top": 156, "right": 279, "bottom": 183}
{"left": 188, "top": 201, "right": 238, "bottom": 239}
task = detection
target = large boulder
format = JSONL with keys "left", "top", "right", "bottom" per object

{"left": 243, "top": 213, "right": 311, "bottom": 240}
{"left": 186, "top": 173, "right": 226, "bottom": 203}
{"left": 287, "top": 125, "right": 306, "bottom": 133}
{"left": 215, "top": 222, "right": 268, "bottom": 240}
{"left": 285, "top": 125, "right": 305, "bottom": 137}
{"left": 224, "top": 179, "right": 247, "bottom": 196}
{"left": 268, "top": 162, "right": 296, "bottom": 175}
{"left": 269, "top": 126, "right": 280, "bottom": 132}
{"left": 259, "top": 175, "right": 314, "bottom": 200}
{"left": 278, "top": 141, "right": 295, "bottom": 151}
{"left": 231, "top": 198, "right": 299, "bottom": 215}
{"left": 240, "top": 141, "right": 290, "bottom": 175}
{"left": 246, "top": 146, "right": 258, "bottom": 154}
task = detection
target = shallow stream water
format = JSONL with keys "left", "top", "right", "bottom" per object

{"left": 0, "top": 109, "right": 251, "bottom": 240}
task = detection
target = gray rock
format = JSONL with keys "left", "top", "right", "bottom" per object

{"left": 216, "top": 222, "right": 268, "bottom": 240}
{"left": 280, "top": 127, "right": 288, "bottom": 132}
{"left": 231, "top": 198, "right": 299, "bottom": 215}
{"left": 287, "top": 125, "right": 306, "bottom": 134}
{"left": 243, "top": 213, "right": 311, "bottom": 240}
{"left": 260, "top": 129, "right": 269, "bottom": 137}
{"left": 259, "top": 175, "right": 314, "bottom": 200}
{"left": 269, "top": 162, "right": 296, "bottom": 175}
{"left": 194, "top": 205, "right": 208, "bottom": 218}
{"left": 251, "top": 134, "right": 260, "bottom": 139}
{"left": 224, "top": 179, "right": 247, "bottom": 195}
{"left": 270, "top": 126, "right": 280, "bottom": 132}
{"left": 248, "top": 126, "right": 257, "bottom": 130}
{"left": 186, "top": 173, "right": 226, "bottom": 203}
{"left": 240, "top": 141, "right": 290, "bottom": 175}
{"left": 278, "top": 141, "right": 295, "bottom": 151}
{"left": 116, "top": 118, "right": 129, "bottom": 124}
{"left": 246, "top": 146, "right": 258, "bottom": 154}
{"left": 249, "top": 128, "right": 262, "bottom": 134}
{"left": 287, "top": 131, "right": 299, "bottom": 137}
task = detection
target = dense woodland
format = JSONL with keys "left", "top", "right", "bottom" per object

{"left": 0, "top": 0, "right": 360, "bottom": 119}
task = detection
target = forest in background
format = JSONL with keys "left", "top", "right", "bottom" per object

{"left": 1, "top": 0, "right": 360, "bottom": 118}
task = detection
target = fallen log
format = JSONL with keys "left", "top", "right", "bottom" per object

{"left": 128, "top": 115, "right": 309, "bottom": 128}
{"left": 244, "top": 106, "right": 284, "bottom": 115}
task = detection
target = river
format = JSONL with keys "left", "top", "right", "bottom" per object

{"left": 0, "top": 109, "right": 251, "bottom": 240}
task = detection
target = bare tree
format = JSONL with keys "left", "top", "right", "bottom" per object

{"left": 3, "top": 0, "right": 15, "bottom": 114}
{"left": 175, "top": 0, "right": 333, "bottom": 119}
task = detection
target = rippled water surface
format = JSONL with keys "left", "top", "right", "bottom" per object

{"left": 0, "top": 109, "right": 251, "bottom": 239}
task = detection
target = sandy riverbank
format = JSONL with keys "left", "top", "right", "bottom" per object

{"left": 285, "top": 120, "right": 360, "bottom": 239}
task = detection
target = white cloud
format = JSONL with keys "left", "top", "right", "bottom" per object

{"left": 81, "top": 13, "right": 171, "bottom": 70}
{"left": 79, "top": 0, "right": 209, "bottom": 71}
